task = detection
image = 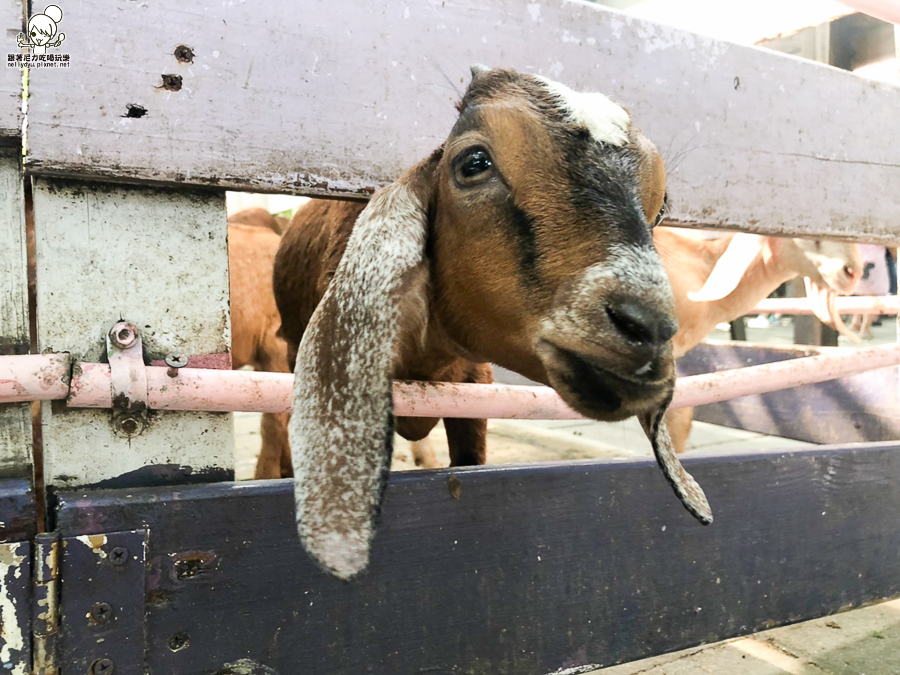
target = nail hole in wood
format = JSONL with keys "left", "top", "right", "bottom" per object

{"left": 160, "top": 74, "right": 182, "bottom": 91}
{"left": 124, "top": 104, "right": 148, "bottom": 118}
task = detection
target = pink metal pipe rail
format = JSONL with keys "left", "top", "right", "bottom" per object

{"left": 3, "top": 344, "right": 900, "bottom": 419}
{"left": 749, "top": 296, "right": 898, "bottom": 316}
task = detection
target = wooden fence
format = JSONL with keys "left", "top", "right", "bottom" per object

{"left": 1, "top": 1, "right": 900, "bottom": 673}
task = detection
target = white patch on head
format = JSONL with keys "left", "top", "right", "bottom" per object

{"left": 535, "top": 76, "right": 631, "bottom": 147}
{"left": 291, "top": 180, "right": 429, "bottom": 580}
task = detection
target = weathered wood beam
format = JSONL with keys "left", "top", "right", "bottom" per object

{"left": 681, "top": 342, "right": 900, "bottom": 444}
{"left": 24, "top": 0, "right": 900, "bottom": 241}
{"left": 0, "top": 0, "right": 23, "bottom": 140}
{"left": 0, "top": 149, "right": 31, "bottom": 480}
{"left": 55, "top": 443, "right": 900, "bottom": 673}
{"left": 32, "top": 179, "right": 234, "bottom": 492}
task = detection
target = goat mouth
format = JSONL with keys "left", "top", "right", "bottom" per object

{"left": 536, "top": 340, "right": 673, "bottom": 421}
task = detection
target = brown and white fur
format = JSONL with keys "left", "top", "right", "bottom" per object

{"left": 276, "top": 66, "right": 712, "bottom": 579}
{"left": 227, "top": 214, "right": 292, "bottom": 478}
{"left": 656, "top": 228, "right": 862, "bottom": 452}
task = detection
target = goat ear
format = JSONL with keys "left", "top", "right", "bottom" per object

{"left": 639, "top": 399, "right": 713, "bottom": 525}
{"left": 687, "top": 233, "right": 765, "bottom": 302}
{"left": 290, "top": 152, "right": 440, "bottom": 580}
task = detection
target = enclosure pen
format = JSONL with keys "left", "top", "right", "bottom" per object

{"left": 1, "top": 0, "right": 900, "bottom": 673}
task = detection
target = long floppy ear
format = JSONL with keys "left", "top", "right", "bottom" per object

{"left": 639, "top": 395, "right": 713, "bottom": 525}
{"left": 687, "top": 233, "right": 765, "bottom": 302}
{"left": 290, "top": 152, "right": 440, "bottom": 580}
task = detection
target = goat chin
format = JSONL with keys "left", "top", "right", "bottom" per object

{"left": 535, "top": 339, "right": 675, "bottom": 422}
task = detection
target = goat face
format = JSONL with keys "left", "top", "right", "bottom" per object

{"left": 291, "top": 67, "right": 708, "bottom": 581}
{"left": 430, "top": 68, "right": 677, "bottom": 423}
{"left": 790, "top": 239, "right": 862, "bottom": 295}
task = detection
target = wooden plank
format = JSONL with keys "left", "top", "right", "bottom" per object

{"left": 679, "top": 343, "right": 900, "bottom": 444}
{"left": 0, "top": 478, "right": 35, "bottom": 542}
{"left": 24, "top": 1, "right": 900, "bottom": 241}
{"left": 32, "top": 179, "right": 234, "bottom": 492}
{"left": 0, "top": 149, "right": 31, "bottom": 479}
{"left": 59, "top": 530, "right": 146, "bottom": 675}
{"left": 56, "top": 444, "right": 900, "bottom": 674}
{"left": 0, "top": 0, "right": 22, "bottom": 139}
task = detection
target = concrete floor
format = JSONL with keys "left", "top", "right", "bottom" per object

{"left": 234, "top": 317, "right": 900, "bottom": 674}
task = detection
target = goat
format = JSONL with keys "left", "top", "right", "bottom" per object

{"left": 226, "top": 216, "right": 292, "bottom": 478}
{"left": 274, "top": 66, "right": 712, "bottom": 579}
{"left": 656, "top": 228, "right": 862, "bottom": 452}
{"left": 850, "top": 243, "right": 890, "bottom": 340}
{"left": 228, "top": 206, "right": 290, "bottom": 235}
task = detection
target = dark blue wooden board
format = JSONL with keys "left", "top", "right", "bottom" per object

{"left": 55, "top": 443, "right": 900, "bottom": 674}
{"left": 678, "top": 343, "right": 900, "bottom": 444}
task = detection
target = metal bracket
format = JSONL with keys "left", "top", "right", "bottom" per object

{"left": 60, "top": 529, "right": 147, "bottom": 675}
{"left": 33, "top": 533, "right": 60, "bottom": 675}
{"left": 106, "top": 321, "right": 148, "bottom": 438}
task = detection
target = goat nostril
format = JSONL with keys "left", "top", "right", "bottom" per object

{"left": 606, "top": 302, "right": 677, "bottom": 345}
{"left": 843, "top": 265, "right": 857, "bottom": 279}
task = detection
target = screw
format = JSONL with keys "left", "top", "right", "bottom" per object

{"left": 109, "top": 322, "right": 138, "bottom": 349}
{"left": 165, "top": 353, "right": 187, "bottom": 377}
{"left": 90, "top": 602, "right": 114, "bottom": 624}
{"left": 89, "top": 658, "right": 114, "bottom": 674}
{"left": 174, "top": 45, "right": 194, "bottom": 63}
{"left": 109, "top": 547, "right": 128, "bottom": 566}
{"left": 167, "top": 631, "right": 190, "bottom": 652}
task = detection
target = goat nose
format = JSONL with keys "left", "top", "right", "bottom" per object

{"left": 606, "top": 301, "right": 678, "bottom": 345}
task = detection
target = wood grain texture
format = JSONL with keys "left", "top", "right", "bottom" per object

{"left": 24, "top": 1, "right": 900, "bottom": 241}
{"left": 56, "top": 444, "right": 900, "bottom": 674}
{"left": 0, "top": 150, "right": 31, "bottom": 478}
{"left": 0, "top": 0, "right": 22, "bottom": 139}
{"left": 679, "top": 343, "right": 900, "bottom": 444}
{"left": 32, "top": 179, "right": 234, "bottom": 490}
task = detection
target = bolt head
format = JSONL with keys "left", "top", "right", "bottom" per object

{"left": 109, "top": 547, "right": 128, "bottom": 566}
{"left": 118, "top": 417, "right": 139, "bottom": 435}
{"left": 109, "top": 322, "right": 138, "bottom": 349}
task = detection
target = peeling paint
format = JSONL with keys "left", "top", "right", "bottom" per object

{"left": 0, "top": 544, "right": 27, "bottom": 675}
{"left": 546, "top": 666, "right": 603, "bottom": 675}
{"left": 75, "top": 534, "right": 109, "bottom": 559}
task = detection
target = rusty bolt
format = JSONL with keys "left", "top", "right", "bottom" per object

{"left": 89, "top": 658, "right": 114, "bottom": 674}
{"left": 109, "top": 323, "right": 138, "bottom": 349}
{"left": 116, "top": 414, "right": 143, "bottom": 437}
{"left": 109, "top": 547, "right": 128, "bottom": 566}
{"left": 90, "top": 602, "right": 114, "bottom": 624}
{"left": 165, "top": 353, "right": 187, "bottom": 377}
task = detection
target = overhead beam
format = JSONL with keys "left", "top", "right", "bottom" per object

{"left": 24, "top": 0, "right": 900, "bottom": 241}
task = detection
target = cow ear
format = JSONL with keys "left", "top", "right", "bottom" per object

{"left": 290, "top": 151, "right": 441, "bottom": 580}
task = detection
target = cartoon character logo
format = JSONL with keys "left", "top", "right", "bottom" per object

{"left": 17, "top": 5, "right": 65, "bottom": 55}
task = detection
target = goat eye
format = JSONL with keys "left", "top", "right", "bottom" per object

{"left": 456, "top": 149, "right": 494, "bottom": 184}
{"left": 652, "top": 196, "right": 668, "bottom": 228}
